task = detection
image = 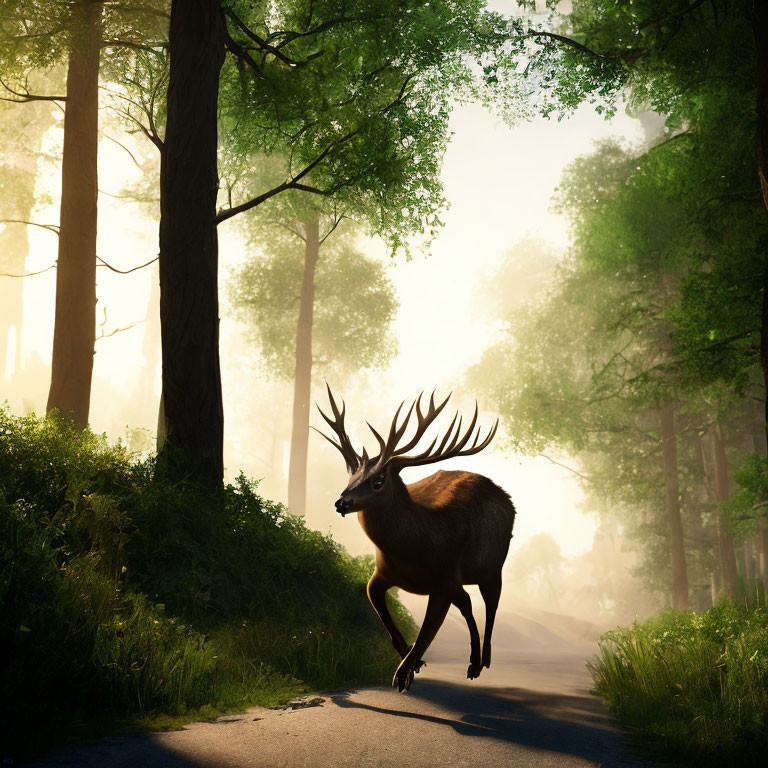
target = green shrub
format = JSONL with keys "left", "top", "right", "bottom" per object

{"left": 0, "top": 409, "right": 414, "bottom": 760}
{"left": 589, "top": 600, "right": 768, "bottom": 766}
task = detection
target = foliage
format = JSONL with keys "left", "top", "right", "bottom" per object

{"left": 589, "top": 601, "right": 768, "bottom": 766}
{"left": 722, "top": 453, "right": 768, "bottom": 532}
{"left": 467, "top": 128, "right": 764, "bottom": 599}
{"left": 227, "top": 225, "right": 398, "bottom": 380}
{"left": 216, "top": 0, "right": 496, "bottom": 255}
{"left": 0, "top": 409, "right": 415, "bottom": 760}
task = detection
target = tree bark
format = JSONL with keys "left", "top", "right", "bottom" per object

{"left": 660, "top": 402, "right": 689, "bottom": 610}
{"left": 46, "top": 0, "right": 102, "bottom": 427}
{"left": 759, "top": 517, "right": 768, "bottom": 591}
{"left": 751, "top": 1, "right": 768, "bottom": 442}
{"left": 288, "top": 217, "right": 320, "bottom": 516}
{"left": 156, "top": 0, "right": 225, "bottom": 486}
{"left": 710, "top": 425, "right": 739, "bottom": 599}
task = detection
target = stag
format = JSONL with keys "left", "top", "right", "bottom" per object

{"left": 314, "top": 386, "right": 516, "bottom": 691}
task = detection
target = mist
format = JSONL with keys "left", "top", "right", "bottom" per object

{"left": 1, "top": 92, "right": 662, "bottom": 633}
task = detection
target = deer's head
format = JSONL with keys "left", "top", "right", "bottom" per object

{"left": 314, "top": 385, "right": 498, "bottom": 515}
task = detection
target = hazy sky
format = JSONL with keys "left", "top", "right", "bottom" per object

{"left": 6, "top": 59, "right": 646, "bottom": 562}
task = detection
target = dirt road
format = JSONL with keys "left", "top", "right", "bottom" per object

{"left": 30, "top": 605, "right": 662, "bottom": 768}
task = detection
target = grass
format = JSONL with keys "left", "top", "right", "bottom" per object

{"left": 0, "top": 409, "right": 416, "bottom": 762}
{"left": 588, "top": 599, "right": 768, "bottom": 766}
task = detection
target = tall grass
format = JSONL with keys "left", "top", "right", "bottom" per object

{"left": 588, "top": 600, "right": 768, "bottom": 766}
{"left": 0, "top": 409, "right": 415, "bottom": 760}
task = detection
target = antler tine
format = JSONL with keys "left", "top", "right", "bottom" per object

{"left": 375, "top": 398, "right": 415, "bottom": 461}
{"left": 367, "top": 421, "right": 387, "bottom": 457}
{"left": 391, "top": 390, "right": 452, "bottom": 457}
{"left": 388, "top": 402, "right": 498, "bottom": 470}
{"left": 313, "top": 385, "right": 361, "bottom": 473}
{"left": 310, "top": 425, "right": 346, "bottom": 455}
{"left": 451, "top": 402, "right": 479, "bottom": 454}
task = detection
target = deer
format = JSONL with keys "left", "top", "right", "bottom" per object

{"left": 314, "top": 385, "right": 516, "bottom": 692}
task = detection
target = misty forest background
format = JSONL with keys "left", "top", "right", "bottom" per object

{"left": 3, "top": 0, "right": 768, "bottom": 764}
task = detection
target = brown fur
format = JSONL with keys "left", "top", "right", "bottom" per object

{"left": 338, "top": 464, "right": 516, "bottom": 690}
{"left": 320, "top": 389, "right": 515, "bottom": 690}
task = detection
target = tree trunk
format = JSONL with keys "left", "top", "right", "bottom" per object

{"left": 0, "top": 225, "right": 28, "bottom": 381}
{"left": 710, "top": 425, "right": 739, "bottom": 599}
{"left": 745, "top": 539, "right": 754, "bottom": 582}
{"left": 660, "top": 402, "right": 689, "bottom": 610}
{"left": 156, "top": 0, "right": 225, "bottom": 486}
{"left": 0, "top": 104, "right": 56, "bottom": 384}
{"left": 752, "top": 0, "right": 768, "bottom": 442}
{"left": 288, "top": 217, "right": 320, "bottom": 516}
{"left": 759, "top": 517, "right": 768, "bottom": 592}
{"left": 46, "top": 0, "right": 102, "bottom": 428}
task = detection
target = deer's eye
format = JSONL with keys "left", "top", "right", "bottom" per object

{"left": 371, "top": 474, "right": 386, "bottom": 491}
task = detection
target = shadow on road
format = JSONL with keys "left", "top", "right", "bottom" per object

{"left": 330, "top": 680, "right": 652, "bottom": 768}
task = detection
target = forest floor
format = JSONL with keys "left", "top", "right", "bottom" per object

{"left": 28, "top": 603, "right": 668, "bottom": 768}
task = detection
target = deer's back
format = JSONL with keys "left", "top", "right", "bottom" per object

{"left": 407, "top": 470, "right": 515, "bottom": 583}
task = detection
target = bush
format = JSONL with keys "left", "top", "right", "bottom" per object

{"left": 588, "top": 600, "right": 768, "bottom": 766}
{"left": 0, "top": 409, "right": 415, "bottom": 760}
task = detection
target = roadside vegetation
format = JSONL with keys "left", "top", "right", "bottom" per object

{"left": 589, "top": 600, "right": 768, "bottom": 767}
{"left": 0, "top": 409, "right": 415, "bottom": 761}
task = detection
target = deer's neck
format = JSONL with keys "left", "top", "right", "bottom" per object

{"left": 357, "top": 476, "right": 424, "bottom": 555}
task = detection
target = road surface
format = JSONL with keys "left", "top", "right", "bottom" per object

{"left": 30, "top": 603, "right": 664, "bottom": 768}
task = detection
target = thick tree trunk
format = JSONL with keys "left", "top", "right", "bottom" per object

{"left": 46, "top": 0, "right": 102, "bottom": 427}
{"left": 752, "top": 1, "right": 768, "bottom": 441}
{"left": 710, "top": 425, "right": 739, "bottom": 599}
{"left": 660, "top": 402, "right": 689, "bottom": 610}
{"left": 288, "top": 217, "right": 320, "bottom": 516}
{"left": 156, "top": 0, "right": 225, "bottom": 486}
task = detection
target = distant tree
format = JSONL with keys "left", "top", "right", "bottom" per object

{"left": 0, "top": 73, "right": 59, "bottom": 383}
{"left": 228, "top": 216, "right": 397, "bottom": 516}
{"left": 513, "top": 0, "right": 768, "bottom": 437}
{"left": 0, "top": 1, "right": 167, "bottom": 427}
{"left": 506, "top": 532, "right": 565, "bottom": 608}
{"left": 470, "top": 133, "right": 762, "bottom": 608}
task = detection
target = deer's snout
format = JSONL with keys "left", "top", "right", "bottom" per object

{"left": 335, "top": 496, "right": 353, "bottom": 516}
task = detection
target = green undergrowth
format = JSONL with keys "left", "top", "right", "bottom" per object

{"left": 588, "top": 600, "right": 768, "bottom": 766}
{"left": 0, "top": 409, "right": 416, "bottom": 762}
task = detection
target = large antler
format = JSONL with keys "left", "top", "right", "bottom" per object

{"left": 369, "top": 392, "right": 498, "bottom": 471}
{"left": 312, "top": 383, "right": 362, "bottom": 473}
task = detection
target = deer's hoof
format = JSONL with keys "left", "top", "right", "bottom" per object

{"left": 467, "top": 662, "right": 483, "bottom": 680}
{"left": 392, "top": 665, "right": 415, "bottom": 692}
{"left": 414, "top": 659, "right": 427, "bottom": 674}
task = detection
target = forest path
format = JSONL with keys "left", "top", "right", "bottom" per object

{"left": 31, "top": 606, "right": 665, "bottom": 768}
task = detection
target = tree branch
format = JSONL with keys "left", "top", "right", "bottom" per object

{"left": 319, "top": 213, "right": 346, "bottom": 244}
{"left": 101, "top": 132, "right": 143, "bottom": 169}
{"left": 97, "top": 254, "right": 159, "bottom": 274}
{"left": 0, "top": 264, "right": 56, "bottom": 278}
{"left": 0, "top": 78, "right": 66, "bottom": 102}
{"left": 538, "top": 453, "right": 590, "bottom": 480}
{"left": 0, "top": 219, "right": 59, "bottom": 235}
{"left": 101, "top": 38, "right": 167, "bottom": 56}
{"left": 216, "top": 128, "right": 359, "bottom": 224}
{"left": 223, "top": 7, "right": 323, "bottom": 68}
{"left": 519, "top": 30, "right": 611, "bottom": 61}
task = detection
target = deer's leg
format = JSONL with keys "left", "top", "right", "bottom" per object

{"left": 393, "top": 591, "right": 450, "bottom": 692}
{"left": 479, "top": 575, "right": 502, "bottom": 669}
{"left": 367, "top": 573, "right": 409, "bottom": 658}
{"left": 450, "top": 585, "right": 482, "bottom": 679}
